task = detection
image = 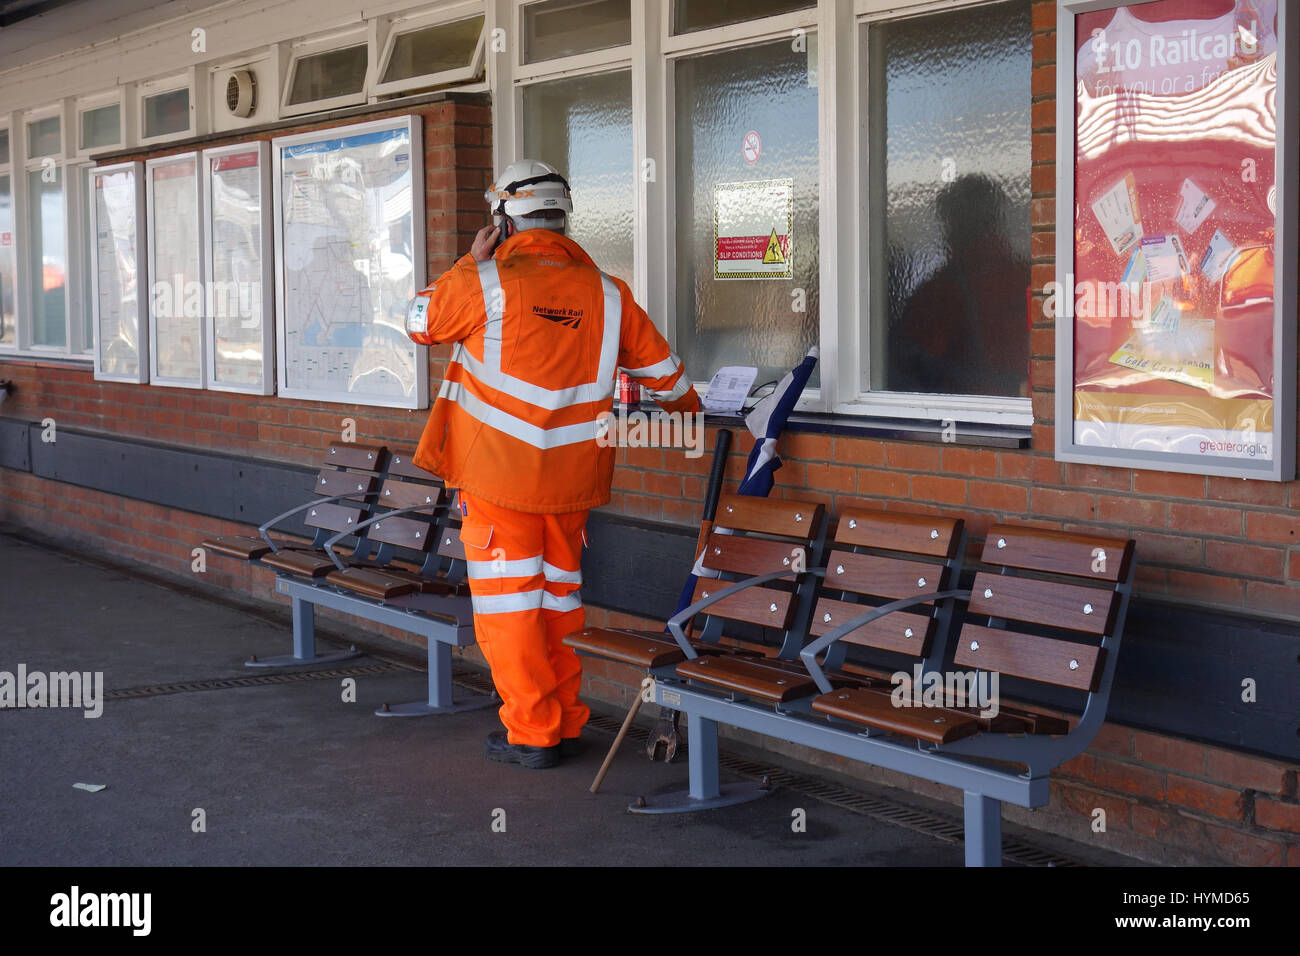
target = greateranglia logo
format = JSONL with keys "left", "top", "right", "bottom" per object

{"left": 50, "top": 886, "right": 152, "bottom": 936}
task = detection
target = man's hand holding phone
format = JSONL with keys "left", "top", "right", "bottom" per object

{"left": 471, "top": 224, "right": 502, "bottom": 262}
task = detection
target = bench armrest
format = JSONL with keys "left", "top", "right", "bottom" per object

{"left": 257, "top": 491, "right": 381, "bottom": 553}
{"left": 799, "top": 589, "right": 970, "bottom": 695}
{"left": 666, "top": 567, "right": 826, "bottom": 660}
{"left": 321, "top": 503, "right": 448, "bottom": 571}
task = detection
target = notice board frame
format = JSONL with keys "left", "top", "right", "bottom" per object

{"left": 1054, "top": 0, "right": 1297, "bottom": 481}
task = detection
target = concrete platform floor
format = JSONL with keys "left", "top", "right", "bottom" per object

{"left": 0, "top": 531, "right": 1138, "bottom": 867}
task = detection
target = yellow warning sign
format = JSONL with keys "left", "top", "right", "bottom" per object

{"left": 762, "top": 229, "right": 786, "bottom": 264}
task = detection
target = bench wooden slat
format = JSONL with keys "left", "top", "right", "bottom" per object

{"left": 700, "top": 532, "right": 806, "bottom": 577}
{"left": 563, "top": 628, "right": 687, "bottom": 668}
{"left": 304, "top": 502, "right": 363, "bottom": 534}
{"left": 260, "top": 549, "right": 342, "bottom": 578}
{"left": 201, "top": 535, "right": 291, "bottom": 561}
{"left": 367, "top": 514, "right": 434, "bottom": 550}
{"left": 675, "top": 655, "right": 818, "bottom": 702}
{"left": 811, "top": 687, "right": 981, "bottom": 743}
{"left": 714, "top": 495, "right": 824, "bottom": 538}
{"left": 982, "top": 525, "right": 1133, "bottom": 582}
{"left": 325, "top": 442, "right": 385, "bottom": 470}
{"left": 835, "top": 510, "right": 962, "bottom": 558}
{"left": 315, "top": 471, "right": 377, "bottom": 498}
{"left": 825, "top": 550, "right": 948, "bottom": 601}
{"left": 692, "top": 578, "right": 796, "bottom": 630}
{"left": 385, "top": 450, "right": 436, "bottom": 479}
{"left": 968, "top": 572, "right": 1117, "bottom": 636}
{"left": 326, "top": 567, "right": 417, "bottom": 599}
{"left": 436, "top": 525, "right": 465, "bottom": 560}
{"left": 953, "top": 624, "right": 1104, "bottom": 692}
{"left": 808, "top": 597, "right": 934, "bottom": 655}
{"left": 377, "top": 478, "right": 444, "bottom": 511}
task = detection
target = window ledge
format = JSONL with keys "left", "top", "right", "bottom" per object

{"left": 617, "top": 402, "right": 1032, "bottom": 449}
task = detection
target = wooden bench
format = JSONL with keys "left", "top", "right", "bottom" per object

{"left": 201, "top": 445, "right": 492, "bottom": 717}
{"left": 564, "top": 495, "right": 1135, "bottom": 866}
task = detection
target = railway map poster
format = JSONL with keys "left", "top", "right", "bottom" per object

{"left": 1056, "top": 0, "right": 1295, "bottom": 480}
{"left": 273, "top": 117, "right": 426, "bottom": 408}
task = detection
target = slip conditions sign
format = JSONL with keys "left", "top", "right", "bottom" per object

{"left": 714, "top": 178, "right": 793, "bottom": 280}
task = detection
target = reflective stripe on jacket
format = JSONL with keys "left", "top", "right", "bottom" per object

{"left": 408, "top": 230, "right": 701, "bottom": 513}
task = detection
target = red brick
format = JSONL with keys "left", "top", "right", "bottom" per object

{"left": 1130, "top": 531, "right": 1202, "bottom": 567}
{"left": 856, "top": 470, "right": 910, "bottom": 498}
{"left": 1031, "top": 65, "right": 1055, "bottom": 97}
{"left": 1030, "top": 487, "right": 1095, "bottom": 519}
{"left": 1129, "top": 804, "right": 1205, "bottom": 844}
{"left": 1031, "top": 161, "right": 1055, "bottom": 195}
{"left": 1030, "top": 228, "right": 1055, "bottom": 258}
{"left": 1166, "top": 774, "right": 1246, "bottom": 820}
{"left": 1168, "top": 502, "right": 1244, "bottom": 537}
{"left": 1057, "top": 752, "right": 1093, "bottom": 780}
{"left": 1132, "top": 731, "right": 1205, "bottom": 776}
{"left": 1206, "top": 476, "right": 1289, "bottom": 507}
{"left": 1205, "top": 541, "right": 1285, "bottom": 579}
{"left": 1288, "top": 844, "right": 1300, "bottom": 866}
{"left": 1030, "top": 197, "right": 1054, "bottom": 227}
{"left": 1255, "top": 797, "right": 1300, "bottom": 834}
{"left": 885, "top": 443, "right": 942, "bottom": 472}
{"left": 805, "top": 462, "right": 856, "bottom": 494}
{"left": 941, "top": 447, "right": 998, "bottom": 478}
{"left": 911, "top": 475, "right": 967, "bottom": 507}
{"left": 783, "top": 432, "right": 833, "bottom": 462}
{"left": 1090, "top": 722, "right": 1133, "bottom": 757}
{"left": 1060, "top": 784, "right": 1132, "bottom": 831}
{"left": 1031, "top": 1, "right": 1056, "bottom": 32}
{"left": 1133, "top": 469, "right": 1205, "bottom": 498}
{"left": 1290, "top": 551, "right": 1300, "bottom": 580}
{"left": 1091, "top": 755, "right": 1166, "bottom": 800}
{"left": 1167, "top": 569, "right": 1244, "bottom": 607}
{"left": 1202, "top": 822, "right": 1285, "bottom": 866}
{"left": 998, "top": 453, "right": 1033, "bottom": 480}
{"left": 967, "top": 481, "right": 1028, "bottom": 513}
{"left": 1243, "top": 581, "right": 1300, "bottom": 618}
{"left": 1097, "top": 494, "right": 1166, "bottom": 529}
{"left": 1245, "top": 511, "right": 1300, "bottom": 544}
{"left": 643, "top": 472, "right": 683, "bottom": 498}
{"left": 834, "top": 437, "right": 884, "bottom": 467}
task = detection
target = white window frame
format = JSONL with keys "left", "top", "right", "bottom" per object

{"left": 75, "top": 91, "right": 125, "bottom": 159}
{"left": 491, "top": 0, "right": 1035, "bottom": 425}
{"left": 145, "top": 151, "right": 207, "bottom": 389}
{"left": 280, "top": 27, "right": 371, "bottom": 117}
{"left": 138, "top": 75, "right": 196, "bottom": 145}
{"left": 0, "top": 117, "right": 15, "bottom": 352}
{"left": 89, "top": 161, "right": 150, "bottom": 384}
{"left": 373, "top": 1, "right": 487, "bottom": 97}
{"left": 201, "top": 141, "right": 275, "bottom": 395}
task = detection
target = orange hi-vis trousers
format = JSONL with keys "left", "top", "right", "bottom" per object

{"left": 458, "top": 492, "right": 591, "bottom": 748}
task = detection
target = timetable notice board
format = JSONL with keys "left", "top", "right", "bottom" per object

{"left": 272, "top": 117, "right": 427, "bottom": 409}
{"left": 1055, "top": 0, "right": 1296, "bottom": 480}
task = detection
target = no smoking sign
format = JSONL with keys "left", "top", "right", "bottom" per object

{"left": 742, "top": 130, "right": 761, "bottom": 164}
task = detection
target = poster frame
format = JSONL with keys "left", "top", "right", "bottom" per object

{"left": 90, "top": 160, "right": 149, "bottom": 384}
{"left": 271, "top": 115, "right": 427, "bottom": 410}
{"left": 201, "top": 140, "right": 275, "bottom": 396}
{"left": 145, "top": 150, "right": 207, "bottom": 389}
{"left": 1054, "top": 0, "right": 1297, "bottom": 481}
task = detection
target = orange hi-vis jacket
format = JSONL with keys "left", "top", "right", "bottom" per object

{"left": 407, "top": 229, "right": 701, "bottom": 513}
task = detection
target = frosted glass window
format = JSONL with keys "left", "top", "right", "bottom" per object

{"left": 384, "top": 16, "right": 483, "bottom": 82}
{"left": 143, "top": 88, "right": 191, "bottom": 138}
{"left": 866, "top": 0, "right": 1032, "bottom": 398}
{"left": 0, "top": 175, "right": 14, "bottom": 345}
{"left": 0, "top": 130, "right": 10, "bottom": 165}
{"left": 673, "top": 0, "right": 813, "bottom": 34}
{"left": 27, "top": 116, "right": 61, "bottom": 158}
{"left": 524, "top": 0, "right": 630, "bottom": 62}
{"left": 29, "top": 167, "right": 67, "bottom": 347}
{"left": 81, "top": 104, "right": 121, "bottom": 150}
{"left": 675, "top": 39, "right": 819, "bottom": 388}
{"left": 288, "top": 45, "right": 367, "bottom": 104}
{"left": 522, "top": 70, "right": 634, "bottom": 287}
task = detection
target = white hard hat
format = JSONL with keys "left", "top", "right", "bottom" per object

{"left": 486, "top": 159, "right": 572, "bottom": 232}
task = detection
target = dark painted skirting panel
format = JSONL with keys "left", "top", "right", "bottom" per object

{"left": 2, "top": 420, "right": 1297, "bottom": 761}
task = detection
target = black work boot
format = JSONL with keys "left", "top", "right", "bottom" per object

{"left": 558, "top": 736, "right": 583, "bottom": 759}
{"left": 484, "top": 731, "right": 560, "bottom": 769}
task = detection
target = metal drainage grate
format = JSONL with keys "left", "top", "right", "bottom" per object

{"left": 578, "top": 711, "right": 1083, "bottom": 868}
{"left": 103, "top": 663, "right": 401, "bottom": 701}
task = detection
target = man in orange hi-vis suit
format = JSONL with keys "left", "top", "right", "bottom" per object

{"left": 406, "top": 159, "right": 701, "bottom": 769}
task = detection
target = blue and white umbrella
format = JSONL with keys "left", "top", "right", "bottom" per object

{"left": 737, "top": 345, "right": 819, "bottom": 497}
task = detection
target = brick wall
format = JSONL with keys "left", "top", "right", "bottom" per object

{"left": 2, "top": 2, "right": 1298, "bottom": 865}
